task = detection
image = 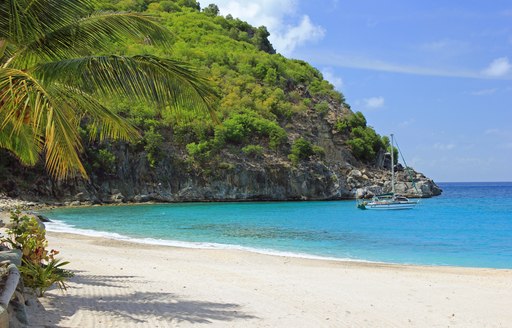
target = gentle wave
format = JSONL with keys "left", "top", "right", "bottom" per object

{"left": 45, "top": 220, "right": 373, "bottom": 264}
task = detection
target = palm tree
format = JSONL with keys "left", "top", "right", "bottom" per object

{"left": 0, "top": 0, "right": 216, "bottom": 179}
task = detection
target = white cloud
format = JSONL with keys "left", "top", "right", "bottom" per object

{"left": 399, "top": 119, "right": 416, "bottom": 127}
{"left": 485, "top": 129, "right": 512, "bottom": 150}
{"left": 420, "top": 40, "right": 452, "bottom": 51}
{"left": 271, "top": 15, "right": 325, "bottom": 56}
{"left": 471, "top": 88, "right": 496, "bottom": 96}
{"left": 419, "top": 39, "right": 469, "bottom": 56}
{"left": 433, "top": 143, "right": 456, "bottom": 151}
{"left": 306, "top": 52, "right": 512, "bottom": 80}
{"left": 484, "top": 128, "right": 500, "bottom": 135}
{"left": 309, "top": 52, "right": 480, "bottom": 78}
{"left": 212, "top": 0, "right": 324, "bottom": 56}
{"left": 484, "top": 128, "right": 512, "bottom": 137}
{"left": 363, "top": 96, "right": 384, "bottom": 109}
{"left": 482, "top": 57, "right": 511, "bottom": 77}
{"left": 321, "top": 67, "right": 343, "bottom": 91}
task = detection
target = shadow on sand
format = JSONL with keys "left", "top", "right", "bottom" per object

{"left": 27, "top": 272, "right": 258, "bottom": 326}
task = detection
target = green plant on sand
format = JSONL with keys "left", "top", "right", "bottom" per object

{"left": 3, "top": 211, "right": 48, "bottom": 264}
{"left": 2, "top": 210, "right": 73, "bottom": 297}
{"left": 19, "top": 258, "right": 72, "bottom": 297}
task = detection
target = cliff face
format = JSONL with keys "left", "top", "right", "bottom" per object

{"left": 0, "top": 98, "right": 441, "bottom": 205}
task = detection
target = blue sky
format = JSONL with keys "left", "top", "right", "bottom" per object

{"left": 210, "top": 0, "right": 512, "bottom": 182}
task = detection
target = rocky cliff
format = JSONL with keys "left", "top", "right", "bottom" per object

{"left": 0, "top": 98, "right": 441, "bottom": 205}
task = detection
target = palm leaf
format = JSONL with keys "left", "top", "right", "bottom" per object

{"left": 0, "top": 0, "right": 94, "bottom": 43}
{"left": 0, "top": 67, "right": 86, "bottom": 178}
{"left": 34, "top": 55, "right": 217, "bottom": 116}
{"left": 0, "top": 122, "right": 40, "bottom": 166}
{"left": 43, "top": 102, "right": 86, "bottom": 179}
{"left": 0, "top": 67, "right": 48, "bottom": 135}
{"left": 10, "top": 11, "right": 173, "bottom": 67}
{"left": 50, "top": 84, "right": 139, "bottom": 142}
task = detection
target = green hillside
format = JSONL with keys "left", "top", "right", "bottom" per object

{"left": 86, "top": 0, "right": 389, "bottom": 170}
{"left": 1, "top": 0, "right": 437, "bottom": 203}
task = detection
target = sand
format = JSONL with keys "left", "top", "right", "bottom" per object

{"left": 19, "top": 231, "right": 511, "bottom": 327}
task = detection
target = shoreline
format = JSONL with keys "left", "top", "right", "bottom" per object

{"left": 44, "top": 219, "right": 380, "bottom": 266}
{"left": 26, "top": 230, "right": 512, "bottom": 327}
{"left": 50, "top": 230, "right": 512, "bottom": 273}
{"left": 45, "top": 219, "right": 511, "bottom": 271}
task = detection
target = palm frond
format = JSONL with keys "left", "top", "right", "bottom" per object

{"left": 0, "top": 0, "right": 94, "bottom": 43}
{"left": 0, "top": 67, "right": 86, "bottom": 179}
{"left": 51, "top": 84, "right": 139, "bottom": 142}
{"left": 0, "top": 68, "right": 43, "bottom": 165}
{"left": 10, "top": 11, "right": 173, "bottom": 67}
{"left": 42, "top": 101, "right": 86, "bottom": 179}
{"left": 34, "top": 55, "right": 218, "bottom": 116}
{"left": 0, "top": 0, "right": 29, "bottom": 42}
{"left": 0, "top": 68, "right": 47, "bottom": 135}
{"left": 0, "top": 122, "right": 41, "bottom": 166}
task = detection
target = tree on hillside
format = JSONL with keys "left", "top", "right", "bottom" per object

{"left": 0, "top": 0, "right": 216, "bottom": 179}
{"left": 203, "top": 4, "right": 220, "bottom": 17}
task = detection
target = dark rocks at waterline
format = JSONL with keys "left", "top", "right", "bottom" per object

{"left": 13, "top": 163, "right": 440, "bottom": 206}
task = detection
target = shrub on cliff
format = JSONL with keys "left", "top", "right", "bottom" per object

{"left": 335, "top": 111, "right": 367, "bottom": 133}
{"left": 143, "top": 127, "right": 165, "bottom": 168}
{"left": 336, "top": 112, "right": 389, "bottom": 163}
{"left": 242, "top": 145, "right": 265, "bottom": 158}
{"left": 186, "top": 141, "right": 213, "bottom": 161}
{"left": 288, "top": 138, "right": 325, "bottom": 164}
{"left": 346, "top": 126, "right": 387, "bottom": 163}
{"left": 214, "top": 111, "right": 287, "bottom": 150}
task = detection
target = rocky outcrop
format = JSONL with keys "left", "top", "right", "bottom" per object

{"left": 0, "top": 147, "right": 439, "bottom": 205}
{"left": 0, "top": 93, "right": 441, "bottom": 204}
{"left": 350, "top": 168, "right": 442, "bottom": 199}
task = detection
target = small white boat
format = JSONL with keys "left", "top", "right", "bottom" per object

{"left": 357, "top": 134, "right": 418, "bottom": 210}
{"left": 357, "top": 193, "right": 418, "bottom": 210}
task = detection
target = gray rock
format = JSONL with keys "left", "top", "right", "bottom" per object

{"left": 0, "top": 250, "right": 22, "bottom": 266}
{"left": 74, "top": 192, "right": 90, "bottom": 202}
{"left": 110, "top": 193, "right": 125, "bottom": 203}
{"left": 133, "top": 194, "right": 151, "bottom": 202}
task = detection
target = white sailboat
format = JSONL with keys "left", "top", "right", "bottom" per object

{"left": 357, "top": 134, "right": 418, "bottom": 210}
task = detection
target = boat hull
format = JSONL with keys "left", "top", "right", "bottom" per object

{"left": 364, "top": 202, "right": 417, "bottom": 210}
{"left": 357, "top": 198, "right": 419, "bottom": 210}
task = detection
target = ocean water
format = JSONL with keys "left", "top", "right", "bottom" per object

{"left": 41, "top": 182, "right": 512, "bottom": 269}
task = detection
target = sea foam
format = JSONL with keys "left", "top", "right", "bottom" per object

{"left": 44, "top": 219, "right": 369, "bottom": 263}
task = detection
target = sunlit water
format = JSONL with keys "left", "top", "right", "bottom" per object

{"left": 41, "top": 182, "right": 512, "bottom": 269}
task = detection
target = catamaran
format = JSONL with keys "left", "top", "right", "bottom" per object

{"left": 357, "top": 134, "right": 418, "bottom": 210}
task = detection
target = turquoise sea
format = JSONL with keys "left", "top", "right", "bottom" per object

{"left": 42, "top": 182, "right": 512, "bottom": 269}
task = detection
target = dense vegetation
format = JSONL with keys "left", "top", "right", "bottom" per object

{"left": 79, "top": 1, "right": 345, "bottom": 166}
{"left": 2, "top": 0, "right": 391, "bottom": 183}
{"left": 86, "top": 0, "right": 389, "bottom": 169}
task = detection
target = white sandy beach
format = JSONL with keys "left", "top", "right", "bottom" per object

{"left": 21, "top": 231, "right": 512, "bottom": 327}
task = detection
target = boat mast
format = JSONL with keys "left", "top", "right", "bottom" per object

{"left": 390, "top": 134, "right": 395, "bottom": 195}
